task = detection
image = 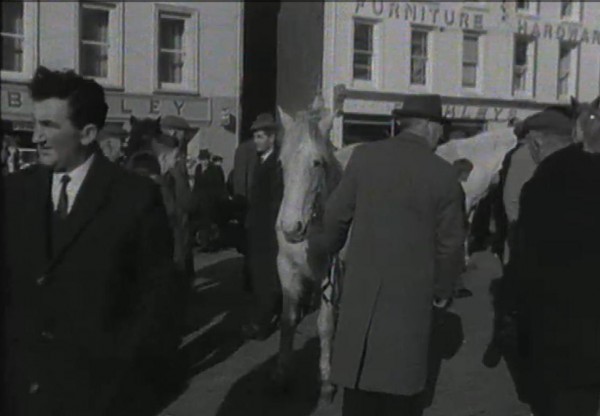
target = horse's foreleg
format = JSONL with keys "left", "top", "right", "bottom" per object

{"left": 272, "top": 256, "right": 302, "bottom": 392}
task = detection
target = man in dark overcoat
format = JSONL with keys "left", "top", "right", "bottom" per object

{"left": 242, "top": 113, "right": 284, "bottom": 340}
{"left": 2, "top": 67, "right": 176, "bottom": 416}
{"left": 515, "top": 104, "right": 600, "bottom": 416}
{"left": 311, "top": 94, "right": 466, "bottom": 415}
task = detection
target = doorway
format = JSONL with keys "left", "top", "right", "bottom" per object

{"left": 240, "top": 1, "right": 281, "bottom": 144}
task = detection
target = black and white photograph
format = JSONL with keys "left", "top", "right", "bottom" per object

{"left": 2, "top": 1, "right": 600, "bottom": 415}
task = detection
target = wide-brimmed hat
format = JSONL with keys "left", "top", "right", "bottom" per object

{"left": 161, "top": 115, "right": 191, "bottom": 130}
{"left": 521, "top": 108, "right": 574, "bottom": 137}
{"left": 392, "top": 94, "right": 445, "bottom": 123}
{"left": 250, "top": 113, "right": 278, "bottom": 131}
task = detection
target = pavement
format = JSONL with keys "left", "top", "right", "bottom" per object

{"left": 155, "top": 249, "right": 531, "bottom": 416}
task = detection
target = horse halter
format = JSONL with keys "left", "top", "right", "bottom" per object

{"left": 308, "top": 161, "right": 328, "bottom": 226}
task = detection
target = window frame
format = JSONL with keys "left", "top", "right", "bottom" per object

{"left": 512, "top": 34, "right": 537, "bottom": 98}
{"left": 1, "top": 1, "right": 39, "bottom": 82}
{"left": 409, "top": 26, "right": 431, "bottom": 88}
{"left": 557, "top": 40, "right": 579, "bottom": 100}
{"left": 75, "top": 1, "right": 124, "bottom": 89}
{"left": 350, "top": 17, "right": 380, "bottom": 89}
{"left": 153, "top": 3, "right": 200, "bottom": 94}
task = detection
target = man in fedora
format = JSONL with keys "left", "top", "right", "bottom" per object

{"left": 310, "top": 94, "right": 466, "bottom": 415}
{"left": 241, "top": 112, "right": 284, "bottom": 340}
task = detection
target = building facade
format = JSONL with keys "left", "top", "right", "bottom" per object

{"left": 1, "top": 1, "right": 243, "bottom": 172}
{"left": 277, "top": 1, "right": 600, "bottom": 147}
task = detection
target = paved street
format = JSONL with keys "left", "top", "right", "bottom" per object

{"left": 155, "top": 249, "right": 531, "bottom": 416}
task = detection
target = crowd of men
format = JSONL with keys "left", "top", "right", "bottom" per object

{"left": 2, "top": 65, "right": 600, "bottom": 416}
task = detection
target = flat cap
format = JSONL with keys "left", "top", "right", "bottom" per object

{"left": 521, "top": 108, "right": 574, "bottom": 137}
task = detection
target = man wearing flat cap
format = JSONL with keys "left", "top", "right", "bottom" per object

{"left": 241, "top": 112, "right": 284, "bottom": 340}
{"left": 513, "top": 96, "right": 600, "bottom": 416}
{"left": 310, "top": 94, "right": 466, "bottom": 415}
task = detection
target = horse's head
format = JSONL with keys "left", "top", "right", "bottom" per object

{"left": 125, "top": 115, "right": 163, "bottom": 159}
{"left": 277, "top": 102, "right": 341, "bottom": 244}
{"left": 572, "top": 96, "right": 600, "bottom": 153}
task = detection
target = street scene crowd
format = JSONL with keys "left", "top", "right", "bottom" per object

{"left": 2, "top": 64, "right": 600, "bottom": 416}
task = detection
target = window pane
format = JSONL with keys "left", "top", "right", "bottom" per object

{"left": 463, "top": 36, "right": 478, "bottom": 64}
{"left": 515, "top": 38, "right": 528, "bottom": 65}
{"left": 353, "top": 52, "right": 371, "bottom": 67}
{"left": 2, "top": 1, "right": 24, "bottom": 35}
{"left": 411, "top": 57, "right": 427, "bottom": 85}
{"left": 354, "top": 22, "right": 372, "bottom": 51}
{"left": 513, "top": 66, "right": 527, "bottom": 91}
{"left": 81, "top": 7, "right": 109, "bottom": 42}
{"left": 2, "top": 36, "right": 23, "bottom": 71}
{"left": 463, "top": 64, "right": 477, "bottom": 87}
{"left": 516, "top": 0, "right": 530, "bottom": 10}
{"left": 411, "top": 31, "right": 427, "bottom": 57}
{"left": 159, "top": 51, "right": 184, "bottom": 83}
{"left": 353, "top": 65, "right": 371, "bottom": 81}
{"left": 80, "top": 43, "right": 108, "bottom": 77}
{"left": 160, "top": 17, "right": 184, "bottom": 50}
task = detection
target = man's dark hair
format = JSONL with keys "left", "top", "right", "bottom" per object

{"left": 28, "top": 66, "right": 108, "bottom": 130}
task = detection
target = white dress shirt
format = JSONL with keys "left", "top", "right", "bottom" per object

{"left": 260, "top": 148, "right": 274, "bottom": 163}
{"left": 51, "top": 154, "right": 95, "bottom": 214}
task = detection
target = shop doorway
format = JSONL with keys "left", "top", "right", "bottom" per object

{"left": 240, "top": 1, "right": 281, "bottom": 144}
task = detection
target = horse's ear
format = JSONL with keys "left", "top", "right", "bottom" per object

{"left": 277, "top": 106, "right": 294, "bottom": 133}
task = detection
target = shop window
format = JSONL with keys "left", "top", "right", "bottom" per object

{"left": 156, "top": 6, "right": 199, "bottom": 92}
{"left": 516, "top": 0, "right": 539, "bottom": 15}
{"left": 78, "top": 2, "right": 123, "bottom": 87}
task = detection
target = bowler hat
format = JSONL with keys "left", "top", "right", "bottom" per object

{"left": 521, "top": 108, "right": 574, "bottom": 137}
{"left": 392, "top": 94, "right": 445, "bottom": 123}
{"left": 198, "top": 148, "right": 211, "bottom": 160}
{"left": 250, "top": 113, "right": 278, "bottom": 131}
{"left": 161, "top": 115, "right": 191, "bottom": 130}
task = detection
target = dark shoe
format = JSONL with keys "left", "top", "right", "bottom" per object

{"left": 482, "top": 342, "right": 503, "bottom": 368}
{"left": 454, "top": 287, "right": 473, "bottom": 299}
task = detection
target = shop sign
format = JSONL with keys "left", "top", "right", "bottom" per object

{"left": 355, "top": 1, "right": 486, "bottom": 30}
{"left": 443, "top": 104, "right": 528, "bottom": 121}
{"left": 1, "top": 86, "right": 211, "bottom": 124}
{"left": 516, "top": 19, "right": 600, "bottom": 45}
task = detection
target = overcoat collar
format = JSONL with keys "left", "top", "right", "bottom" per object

{"left": 391, "top": 131, "right": 433, "bottom": 150}
{"left": 43, "top": 152, "right": 119, "bottom": 275}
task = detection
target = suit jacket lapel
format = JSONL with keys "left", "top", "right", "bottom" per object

{"left": 47, "top": 153, "right": 117, "bottom": 273}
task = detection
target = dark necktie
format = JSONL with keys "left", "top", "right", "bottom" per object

{"left": 56, "top": 175, "right": 71, "bottom": 219}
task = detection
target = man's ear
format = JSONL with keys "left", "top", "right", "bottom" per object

{"left": 81, "top": 123, "right": 99, "bottom": 146}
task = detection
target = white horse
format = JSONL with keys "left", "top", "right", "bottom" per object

{"left": 273, "top": 106, "right": 516, "bottom": 402}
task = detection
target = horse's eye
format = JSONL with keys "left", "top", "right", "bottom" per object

{"left": 313, "top": 160, "right": 322, "bottom": 168}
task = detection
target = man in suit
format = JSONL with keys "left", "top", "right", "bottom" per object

{"left": 2, "top": 66, "right": 176, "bottom": 416}
{"left": 514, "top": 107, "right": 599, "bottom": 416}
{"left": 242, "top": 113, "right": 284, "bottom": 340}
{"left": 311, "top": 94, "right": 466, "bottom": 415}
